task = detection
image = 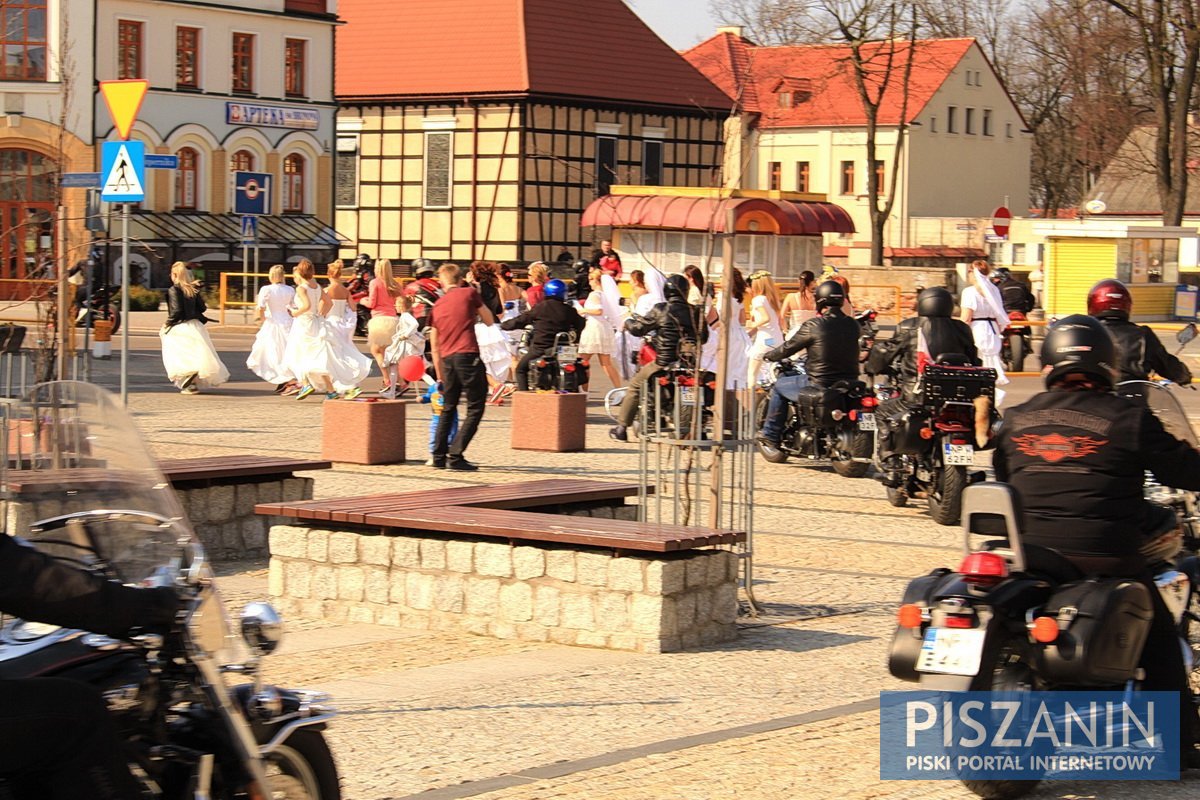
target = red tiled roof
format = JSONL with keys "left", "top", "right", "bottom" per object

{"left": 336, "top": 0, "right": 730, "bottom": 110}
{"left": 683, "top": 33, "right": 974, "bottom": 127}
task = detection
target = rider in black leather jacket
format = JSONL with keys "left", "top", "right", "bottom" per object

{"left": 866, "top": 287, "right": 979, "bottom": 399}
{"left": 610, "top": 274, "right": 699, "bottom": 441}
{"left": 1088, "top": 279, "right": 1192, "bottom": 384}
{"left": 0, "top": 532, "right": 179, "bottom": 798}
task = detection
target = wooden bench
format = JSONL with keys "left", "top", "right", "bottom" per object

{"left": 159, "top": 455, "right": 332, "bottom": 487}
{"left": 255, "top": 478, "right": 643, "bottom": 524}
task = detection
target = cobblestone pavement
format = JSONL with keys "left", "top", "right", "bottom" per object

{"left": 91, "top": 332, "right": 1200, "bottom": 800}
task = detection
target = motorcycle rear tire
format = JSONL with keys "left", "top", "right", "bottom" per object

{"left": 832, "top": 430, "right": 872, "bottom": 478}
{"left": 264, "top": 728, "right": 342, "bottom": 800}
{"left": 928, "top": 465, "right": 967, "bottom": 525}
{"left": 1008, "top": 333, "right": 1027, "bottom": 372}
{"left": 961, "top": 636, "right": 1041, "bottom": 800}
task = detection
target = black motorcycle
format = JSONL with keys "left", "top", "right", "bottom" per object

{"left": 520, "top": 329, "right": 587, "bottom": 392}
{"left": 889, "top": 480, "right": 1196, "bottom": 800}
{"left": 0, "top": 382, "right": 340, "bottom": 799}
{"left": 875, "top": 359, "right": 997, "bottom": 525}
{"left": 754, "top": 358, "right": 876, "bottom": 477}
{"left": 999, "top": 312, "right": 1031, "bottom": 373}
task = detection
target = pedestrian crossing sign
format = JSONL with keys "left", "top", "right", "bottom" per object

{"left": 100, "top": 140, "right": 145, "bottom": 202}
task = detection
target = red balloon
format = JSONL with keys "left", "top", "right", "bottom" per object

{"left": 398, "top": 355, "right": 427, "bottom": 383}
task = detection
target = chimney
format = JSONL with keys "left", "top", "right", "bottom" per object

{"left": 717, "top": 25, "right": 745, "bottom": 37}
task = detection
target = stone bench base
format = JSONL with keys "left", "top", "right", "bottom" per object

{"left": 176, "top": 476, "right": 314, "bottom": 559}
{"left": 267, "top": 523, "right": 737, "bottom": 653}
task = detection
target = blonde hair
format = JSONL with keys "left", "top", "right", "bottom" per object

{"left": 268, "top": 264, "right": 285, "bottom": 284}
{"left": 394, "top": 293, "right": 412, "bottom": 314}
{"left": 326, "top": 260, "right": 343, "bottom": 280}
{"left": 749, "top": 273, "right": 782, "bottom": 317}
{"left": 438, "top": 262, "right": 462, "bottom": 284}
{"left": 589, "top": 267, "right": 604, "bottom": 288}
{"left": 170, "top": 261, "right": 198, "bottom": 297}
{"left": 375, "top": 259, "right": 401, "bottom": 296}
{"left": 294, "top": 258, "right": 316, "bottom": 286}
{"left": 528, "top": 262, "right": 548, "bottom": 285}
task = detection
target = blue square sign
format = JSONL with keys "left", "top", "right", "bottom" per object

{"left": 100, "top": 140, "right": 145, "bottom": 202}
{"left": 234, "top": 171, "right": 272, "bottom": 215}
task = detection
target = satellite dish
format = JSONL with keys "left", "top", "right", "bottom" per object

{"left": 1085, "top": 199, "right": 1107, "bottom": 215}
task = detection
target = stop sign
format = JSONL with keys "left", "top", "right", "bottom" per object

{"left": 992, "top": 206, "right": 1012, "bottom": 238}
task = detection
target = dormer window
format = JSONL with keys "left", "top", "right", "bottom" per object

{"left": 778, "top": 91, "right": 792, "bottom": 108}
{"left": 772, "top": 77, "right": 811, "bottom": 108}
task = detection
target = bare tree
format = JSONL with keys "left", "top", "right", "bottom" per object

{"left": 1095, "top": 0, "right": 1200, "bottom": 225}
{"left": 707, "top": 0, "right": 832, "bottom": 44}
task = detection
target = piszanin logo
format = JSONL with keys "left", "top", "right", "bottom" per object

{"left": 1013, "top": 432, "right": 1107, "bottom": 463}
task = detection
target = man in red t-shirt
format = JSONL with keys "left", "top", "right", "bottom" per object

{"left": 427, "top": 263, "right": 495, "bottom": 471}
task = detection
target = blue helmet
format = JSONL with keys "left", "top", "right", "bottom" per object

{"left": 544, "top": 279, "right": 567, "bottom": 301}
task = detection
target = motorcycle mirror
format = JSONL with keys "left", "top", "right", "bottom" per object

{"left": 1177, "top": 323, "right": 1197, "bottom": 346}
{"left": 240, "top": 601, "right": 284, "bottom": 656}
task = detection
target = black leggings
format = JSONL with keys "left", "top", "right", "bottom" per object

{"left": 0, "top": 678, "right": 141, "bottom": 798}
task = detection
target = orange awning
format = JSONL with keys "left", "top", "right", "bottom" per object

{"left": 581, "top": 194, "right": 855, "bottom": 236}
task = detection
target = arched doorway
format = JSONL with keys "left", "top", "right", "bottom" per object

{"left": 0, "top": 148, "right": 56, "bottom": 291}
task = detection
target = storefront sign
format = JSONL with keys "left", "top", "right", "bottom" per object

{"left": 226, "top": 102, "right": 320, "bottom": 130}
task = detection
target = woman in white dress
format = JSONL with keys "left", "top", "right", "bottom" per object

{"left": 246, "top": 265, "right": 296, "bottom": 393}
{"left": 961, "top": 260, "right": 1010, "bottom": 403}
{"left": 282, "top": 259, "right": 344, "bottom": 400}
{"left": 707, "top": 267, "right": 752, "bottom": 389}
{"left": 745, "top": 271, "right": 784, "bottom": 388}
{"left": 578, "top": 268, "right": 623, "bottom": 390}
{"left": 780, "top": 270, "right": 817, "bottom": 335}
{"left": 323, "top": 260, "right": 371, "bottom": 399}
{"left": 160, "top": 262, "right": 229, "bottom": 394}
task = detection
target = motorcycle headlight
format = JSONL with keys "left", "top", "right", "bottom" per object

{"left": 240, "top": 601, "right": 284, "bottom": 656}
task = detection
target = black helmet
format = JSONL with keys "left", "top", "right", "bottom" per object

{"left": 917, "top": 287, "right": 954, "bottom": 318}
{"left": 573, "top": 259, "right": 591, "bottom": 272}
{"left": 664, "top": 273, "right": 689, "bottom": 300}
{"left": 353, "top": 253, "right": 374, "bottom": 269}
{"left": 1041, "top": 314, "right": 1117, "bottom": 390}
{"left": 412, "top": 258, "right": 436, "bottom": 278}
{"left": 814, "top": 280, "right": 845, "bottom": 310}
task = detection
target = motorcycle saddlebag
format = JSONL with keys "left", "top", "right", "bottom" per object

{"left": 888, "top": 568, "right": 954, "bottom": 681}
{"left": 1036, "top": 578, "right": 1153, "bottom": 686}
{"left": 922, "top": 364, "right": 997, "bottom": 403}
{"left": 879, "top": 403, "right": 931, "bottom": 457}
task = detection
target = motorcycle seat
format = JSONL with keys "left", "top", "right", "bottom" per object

{"left": 981, "top": 539, "right": 1084, "bottom": 583}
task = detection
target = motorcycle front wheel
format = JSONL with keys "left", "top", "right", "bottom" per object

{"left": 928, "top": 465, "right": 967, "bottom": 525}
{"left": 263, "top": 729, "right": 341, "bottom": 800}
{"left": 831, "top": 429, "right": 872, "bottom": 478}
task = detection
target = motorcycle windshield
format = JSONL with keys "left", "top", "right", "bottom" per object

{"left": 0, "top": 381, "right": 195, "bottom": 585}
{"left": 1116, "top": 380, "right": 1199, "bottom": 448}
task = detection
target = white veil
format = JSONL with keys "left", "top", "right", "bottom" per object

{"left": 973, "top": 267, "right": 1009, "bottom": 325}
{"left": 641, "top": 265, "right": 666, "bottom": 307}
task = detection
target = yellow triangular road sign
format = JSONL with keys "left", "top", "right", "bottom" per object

{"left": 100, "top": 80, "right": 148, "bottom": 140}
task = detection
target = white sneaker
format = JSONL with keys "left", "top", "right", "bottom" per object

{"left": 424, "top": 457, "right": 436, "bottom": 466}
{"left": 380, "top": 385, "right": 397, "bottom": 400}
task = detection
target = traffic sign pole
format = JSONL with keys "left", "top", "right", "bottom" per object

{"left": 120, "top": 203, "right": 130, "bottom": 406}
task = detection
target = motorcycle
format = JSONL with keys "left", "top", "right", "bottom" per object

{"left": 875, "top": 358, "right": 997, "bottom": 525}
{"left": 855, "top": 308, "right": 879, "bottom": 365}
{"left": 1000, "top": 311, "right": 1031, "bottom": 373}
{"left": 74, "top": 282, "right": 123, "bottom": 335}
{"left": 754, "top": 358, "right": 875, "bottom": 476}
{"left": 519, "top": 329, "right": 587, "bottom": 392}
{"left": 0, "top": 382, "right": 340, "bottom": 799}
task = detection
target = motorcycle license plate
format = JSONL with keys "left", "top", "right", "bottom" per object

{"left": 916, "top": 627, "right": 986, "bottom": 677}
{"left": 680, "top": 385, "right": 697, "bottom": 404}
{"left": 944, "top": 443, "right": 974, "bottom": 465}
{"left": 858, "top": 412, "right": 876, "bottom": 431}
{"left": 557, "top": 346, "right": 577, "bottom": 361}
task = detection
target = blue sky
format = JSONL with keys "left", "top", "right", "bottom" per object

{"left": 629, "top": 0, "right": 722, "bottom": 50}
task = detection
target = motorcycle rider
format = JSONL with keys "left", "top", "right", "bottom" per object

{"left": 610, "top": 273, "right": 699, "bottom": 442}
{"left": 993, "top": 314, "right": 1200, "bottom": 765}
{"left": 348, "top": 253, "right": 376, "bottom": 337}
{"left": 755, "top": 280, "right": 859, "bottom": 449}
{"left": 0, "top": 532, "right": 179, "bottom": 798}
{"left": 1088, "top": 278, "right": 1192, "bottom": 384}
{"left": 500, "top": 278, "right": 585, "bottom": 391}
{"left": 403, "top": 258, "right": 443, "bottom": 331}
{"left": 992, "top": 267, "right": 1035, "bottom": 316}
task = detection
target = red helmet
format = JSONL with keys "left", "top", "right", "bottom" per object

{"left": 1087, "top": 279, "right": 1132, "bottom": 320}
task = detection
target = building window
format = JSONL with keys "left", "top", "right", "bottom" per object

{"left": 874, "top": 160, "right": 885, "bottom": 194}
{"left": 965, "top": 108, "right": 976, "bottom": 135}
{"left": 983, "top": 109, "right": 993, "bottom": 137}
{"left": 0, "top": 0, "right": 47, "bottom": 81}
{"left": 232, "top": 32, "right": 255, "bottom": 93}
{"left": 335, "top": 136, "right": 358, "bottom": 208}
{"left": 176, "top": 27, "right": 200, "bottom": 89}
{"left": 1012, "top": 243, "right": 1026, "bottom": 266}
{"left": 230, "top": 150, "right": 255, "bottom": 172}
{"left": 423, "top": 131, "right": 452, "bottom": 208}
{"left": 1006, "top": 122, "right": 1013, "bottom": 138}
{"left": 285, "top": 38, "right": 306, "bottom": 97}
{"left": 947, "top": 106, "right": 958, "bottom": 133}
{"left": 768, "top": 161, "right": 781, "bottom": 191}
{"left": 796, "top": 161, "right": 810, "bottom": 192}
{"left": 283, "top": 154, "right": 305, "bottom": 213}
{"left": 175, "top": 147, "right": 199, "bottom": 210}
{"left": 595, "top": 136, "right": 617, "bottom": 196}
{"left": 117, "top": 20, "right": 143, "bottom": 80}
{"left": 840, "top": 161, "right": 855, "bottom": 195}
{"left": 929, "top": 116, "right": 937, "bottom": 133}
{"left": 642, "top": 139, "right": 663, "bottom": 186}
{"left": 777, "top": 91, "right": 792, "bottom": 108}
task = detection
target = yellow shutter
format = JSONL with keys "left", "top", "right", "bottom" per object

{"left": 1046, "top": 239, "right": 1117, "bottom": 317}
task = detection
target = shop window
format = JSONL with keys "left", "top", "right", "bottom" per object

{"left": 283, "top": 153, "right": 305, "bottom": 213}
{"left": 230, "top": 150, "right": 255, "bottom": 172}
{"left": 175, "top": 147, "right": 199, "bottom": 210}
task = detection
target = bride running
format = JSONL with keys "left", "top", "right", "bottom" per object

{"left": 246, "top": 264, "right": 296, "bottom": 393}
{"left": 323, "top": 260, "right": 371, "bottom": 399}
{"left": 160, "top": 261, "right": 229, "bottom": 394}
